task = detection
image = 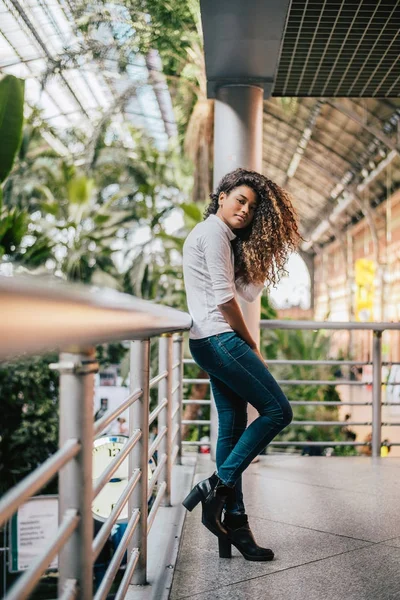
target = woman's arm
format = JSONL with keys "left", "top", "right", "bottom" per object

{"left": 218, "top": 297, "right": 267, "bottom": 365}
{"left": 217, "top": 297, "right": 257, "bottom": 348}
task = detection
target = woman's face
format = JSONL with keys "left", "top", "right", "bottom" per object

{"left": 217, "top": 185, "right": 258, "bottom": 230}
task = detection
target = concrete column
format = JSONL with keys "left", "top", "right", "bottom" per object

{"left": 210, "top": 84, "right": 264, "bottom": 460}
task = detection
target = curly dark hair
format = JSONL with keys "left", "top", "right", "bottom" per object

{"left": 204, "top": 168, "right": 302, "bottom": 287}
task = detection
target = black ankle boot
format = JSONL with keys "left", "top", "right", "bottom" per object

{"left": 218, "top": 513, "right": 274, "bottom": 561}
{"left": 182, "top": 473, "right": 233, "bottom": 538}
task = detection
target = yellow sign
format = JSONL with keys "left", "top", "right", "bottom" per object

{"left": 354, "top": 259, "right": 375, "bottom": 321}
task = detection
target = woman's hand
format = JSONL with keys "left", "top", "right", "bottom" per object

{"left": 252, "top": 346, "right": 268, "bottom": 369}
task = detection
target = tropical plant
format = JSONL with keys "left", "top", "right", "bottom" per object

{"left": 261, "top": 327, "right": 353, "bottom": 451}
{"left": 0, "top": 75, "right": 24, "bottom": 185}
{"left": 0, "top": 354, "right": 59, "bottom": 495}
{"left": 0, "top": 74, "right": 38, "bottom": 265}
{"left": 73, "top": 0, "right": 211, "bottom": 203}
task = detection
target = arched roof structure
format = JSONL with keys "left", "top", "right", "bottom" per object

{"left": 1, "top": 0, "right": 400, "bottom": 253}
{"left": 201, "top": 0, "right": 400, "bottom": 250}
{"left": 0, "top": 0, "right": 176, "bottom": 153}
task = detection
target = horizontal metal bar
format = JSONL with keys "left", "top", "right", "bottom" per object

{"left": 290, "top": 401, "right": 373, "bottom": 406}
{"left": 148, "top": 454, "right": 167, "bottom": 501}
{"left": 382, "top": 422, "right": 400, "bottom": 426}
{"left": 94, "top": 509, "right": 140, "bottom": 600}
{"left": 267, "top": 360, "right": 371, "bottom": 366}
{"left": 0, "top": 275, "right": 192, "bottom": 359}
{"left": 182, "top": 441, "right": 211, "bottom": 446}
{"left": 114, "top": 549, "right": 140, "bottom": 600}
{"left": 269, "top": 441, "right": 368, "bottom": 446}
{"left": 183, "top": 378, "right": 210, "bottom": 385}
{"left": 184, "top": 357, "right": 400, "bottom": 367}
{"left": 94, "top": 388, "right": 142, "bottom": 437}
{"left": 291, "top": 421, "right": 371, "bottom": 426}
{"left": 93, "top": 430, "right": 141, "bottom": 499}
{"left": 172, "top": 382, "right": 180, "bottom": 395}
{"left": 148, "top": 425, "right": 167, "bottom": 460}
{"left": 93, "top": 469, "right": 141, "bottom": 561}
{"left": 58, "top": 578, "right": 77, "bottom": 600}
{"left": 147, "top": 482, "right": 167, "bottom": 533}
{"left": 182, "top": 399, "right": 211, "bottom": 405}
{"left": 171, "top": 403, "right": 180, "bottom": 420}
{"left": 268, "top": 360, "right": 400, "bottom": 367}
{"left": 278, "top": 380, "right": 367, "bottom": 386}
{"left": 182, "top": 420, "right": 211, "bottom": 425}
{"left": 149, "top": 370, "right": 168, "bottom": 389}
{"left": 171, "top": 444, "right": 180, "bottom": 466}
{"left": 0, "top": 439, "right": 80, "bottom": 528}
{"left": 260, "top": 320, "right": 400, "bottom": 332}
{"left": 149, "top": 398, "right": 168, "bottom": 426}
{"left": 6, "top": 509, "right": 79, "bottom": 600}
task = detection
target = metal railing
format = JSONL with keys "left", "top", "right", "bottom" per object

{"left": 2, "top": 274, "right": 400, "bottom": 598}
{"left": 181, "top": 320, "right": 400, "bottom": 458}
{"left": 0, "top": 275, "right": 191, "bottom": 600}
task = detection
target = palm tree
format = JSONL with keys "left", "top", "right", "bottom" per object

{"left": 73, "top": 0, "right": 212, "bottom": 203}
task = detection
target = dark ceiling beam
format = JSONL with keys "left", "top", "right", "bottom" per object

{"left": 263, "top": 108, "right": 358, "bottom": 170}
{"left": 284, "top": 100, "right": 324, "bottom": 184}
{"left": 264, "top": 102, "right": 363, "bottom": 161}
{"left": 262, "top": 141, "right": 335, "bottom": 198}
{"left": 302, "top": 149, "right": 399, "bottom": 252}
{"left": 326, "top": 100, "right": 400, "bottom": 154}
{"left": 200, "top": 0, "right": 290, "bottom": 98}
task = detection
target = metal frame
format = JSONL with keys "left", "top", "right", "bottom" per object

{"left": 0, "top": 275, "right": 190, "bottom": 600}
{"left": 2, "top": 274, "right": 400, "bottom": 598}
{"left": 181, "top": 320, "right": 400, "bottom": 458}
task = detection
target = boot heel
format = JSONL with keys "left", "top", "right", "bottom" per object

{"left": 218, "top": 537, "right": 232, "bottom": 558}
{"left": 182, "top": 486, "right": 202, "bottom": 511}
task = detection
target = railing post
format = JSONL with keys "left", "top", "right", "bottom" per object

{"left": 58, "top": 349, "right": 97, "bottom": 600}
{"left": 372, "top": 330, "right": 383, "bottom": 458}
{"left": 128, "top": 339, "right": 150, "bottom": 585}
{"left": 165, "top": 335, "right": 173, "bottom": 506}
{"left": 158, "top": 335, "right": 169, "bottom": 505}
{"left": 174, "top": 336, "right": 184, "bottom": 465}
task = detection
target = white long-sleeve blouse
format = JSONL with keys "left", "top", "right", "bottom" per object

{"left": 183, "top": 214, "right": 264, "bottom": 339}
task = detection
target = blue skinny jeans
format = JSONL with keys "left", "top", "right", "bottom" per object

{"left": 189, "top": 331, "right": 292, "bottom": 515}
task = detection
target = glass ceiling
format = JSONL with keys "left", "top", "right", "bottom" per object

{"left": 0, "top": 0, "right": 176, "bottom": 153}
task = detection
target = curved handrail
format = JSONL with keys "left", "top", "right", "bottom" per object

{"left": 0, "top": 275, "right": 192, "bottom": 358}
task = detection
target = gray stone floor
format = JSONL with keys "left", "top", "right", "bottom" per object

{"left": 170, "top": 454, "right": 400, "bottom": 600}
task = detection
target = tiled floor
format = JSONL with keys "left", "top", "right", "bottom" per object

{"left": 171, "top": 455, "right": 400, "bottom": 600}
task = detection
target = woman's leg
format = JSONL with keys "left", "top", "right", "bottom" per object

{"left": 210, "top": 375, "right": 247, "bottom": 515}
{"left": 208, "top": 336, "right": 293, "bottom": 487}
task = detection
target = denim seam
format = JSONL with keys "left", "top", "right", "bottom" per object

{"left": 223, "top": 432, "right": 281, "bottom": 485}
{"left": 217, "top": 338, "right": 252, "bottom": 362}
{"left": 215, "top": 359, "right": 287, "bottom": 485}
{"left": 219, "top": 352, "right": 286, "bottom": 427}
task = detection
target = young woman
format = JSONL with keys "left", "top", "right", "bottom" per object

{"left": 182, "top": 168, "right": 301, "bottom": 561}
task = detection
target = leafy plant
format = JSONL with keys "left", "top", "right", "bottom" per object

{"left": 0, "top": 354, "right": 59, "bottom": 495}
{"left": 0, "top": 75, "right": 24, "bottom": 184}
{"left": 261, "top": 327, "right": 352, "bottom": 451}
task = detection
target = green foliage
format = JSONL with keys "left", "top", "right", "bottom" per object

{"left": 96, "top": 342, "right": 128, "bottom": 369}
{"left": 261, "top": 328, "right": 351, "bottom": 449}
{"left": 0, "top": 75, "right": 25, "bottom": 183}
{"left": 0, "top": 354, "right": 59, "bottom": 495}
{"left": 0, "top": 206, "right": 28, "bottom": 259}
